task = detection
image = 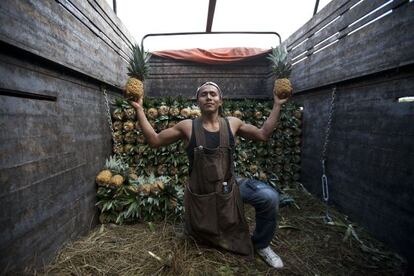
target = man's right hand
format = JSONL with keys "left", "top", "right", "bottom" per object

{"left": 129, "top": 97, "right": 143, "bottom": 110}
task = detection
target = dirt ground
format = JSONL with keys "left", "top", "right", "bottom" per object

{"left": 41, "top": 184, "right": 405, "bottom": 275}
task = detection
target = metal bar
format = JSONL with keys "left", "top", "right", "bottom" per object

{"left": 141, "top": 31, "right": 282, "bottom": 49}
{"left": 206, "top": 0, "right": 217, "bottom": 32}
{"left": 112, "top": 0, "right": 117, "bottom": 14}
{"left": 313, "top": 0, "right": 320, "bottom": 15}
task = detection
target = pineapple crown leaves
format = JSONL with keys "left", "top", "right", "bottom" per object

{"left": 127, "top": 44, "right": 151, "bottom": 81}
{"left": 104, "top": 155, "right": 129, "bottom": 175}
{"left": 267, "top": 45, "right": 292, "bottom": 79}
{"left": 113, "top": 97, "right": 130, "bottom": 109}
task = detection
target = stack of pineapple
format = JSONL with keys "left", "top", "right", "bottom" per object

{"left": 96, "top": 42, "right": 302, "bottom": 224}
{"left": 96, "top": 96, "right": 302, "bottom": 224}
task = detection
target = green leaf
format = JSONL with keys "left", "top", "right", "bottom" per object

{"left": 147, "top": 222, "right": 156, "bottom": 232}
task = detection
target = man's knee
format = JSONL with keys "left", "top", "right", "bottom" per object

{"left": 257, "top": 187, "right": 279, "bottom": 214}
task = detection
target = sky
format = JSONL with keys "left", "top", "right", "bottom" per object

{"left": 104, "top": 0, "right": 333, "bottom": 51}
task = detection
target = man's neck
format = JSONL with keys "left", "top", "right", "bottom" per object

{"left": 201, "top": 112, "right": 220, "bottom": 130}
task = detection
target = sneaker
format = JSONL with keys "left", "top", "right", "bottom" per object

{"left": 256, "top": 246, "right": 284, "bottom": 268}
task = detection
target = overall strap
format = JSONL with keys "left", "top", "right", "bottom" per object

{"left": 193, "top": 118, "right": 206, "bottom": 147}
{"left": 219, "top": 117, "right": 229, "bottom": 148}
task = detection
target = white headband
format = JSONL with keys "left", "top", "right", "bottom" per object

{"left": 195, "top": 81, "right": 223, "bottom": 98}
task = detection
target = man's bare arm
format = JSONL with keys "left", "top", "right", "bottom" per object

{"left": 130, "top": 100, "right": 189, "bottom": 147}
{"left": 234, "top": 96, "right": 288, "bottom": 142}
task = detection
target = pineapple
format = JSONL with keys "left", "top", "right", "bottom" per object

{"left": 147, "top": 108, "right": 158, "bottom": 119}
{"left": 112, "top": 108, "right": 124, "bottom": 121}
{"left": 96, "top": 156, "right": 128, "bottom": 186}
{"left": 180, "top": 107, "right": 191, "bottom": 118}
{"left": 124, "top": 107, "right": 136, "bottom": 120}
{"left": 254, "top": 111, "right": 262, "bottom": 120}
{"left": 169, "top": 166, "right": 178, "bottom": 175}
{"left": 168, "top": 121, "right": 177, "bottom": 128}
{"left": 158, "top": 103, "right": 169, "bottom": 116}
{"left": 113, "top": 144, "right": 124, "bottom": 154}
{"left": 249, "top": 164, "right": 258, "bottom": 174}
{"left": 96, "top": 170, "right": 112, "bottom": 186}
{"left": 233, "top": 110, "right": 243, "bottom": 119}
{"left": 267, "top": 45, "right": 293, "bottom": 99}
{"left": 137, "top": 135, "right": 145, "bottom": 144}
{"left": 170, "top": 198, "right": 177, "bottom": 209}
{"left": 125, "top": 44, "right": 151, "bottom": 101}
{"left": 110, "top": 175, "right": 124, "bottom": 186}
{"left": 157, "top": 164, "right": 167, "bottom": 176}
{"left": 124, "top": 132, "right": 137, "bottom": 144}
{"left": 113, "top": 121, "right": 123, "bottom": 131}
{"left": 169, "top": 107, "right": 180, "bottom": 117}
{"left": 112, "top": 98, "right": 128, "bottom": 120}
{"left": 141, "top": 184, "right": 151, "bottom": 196}
{"left": 123, "top": 144, "right": 135, "bottom": 154}
{"left": 239, "top": 150, "right": 248, "bottom": 162}
{"left": 113, "top": 131, "right": 123, "bottom": 144}
{"left": 129, "top": 173, "right": 139, "bottom": 180}
{"left": 123, "top": 121, "right": 135, "bottom": 132}
{"left": 224, "top": 110, "right": 232, "bottom": 117}
{"left": 259, "top": 171, "right": 268, "bottom": 182}
{"left": 293, "top": 110, "right": 302, "bottom": 119}
{"left": 127, "top": 185, "right": 139, "bottom": 193}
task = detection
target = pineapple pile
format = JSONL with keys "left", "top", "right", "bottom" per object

{"left": 125, "top": 44, "right": 151, "bottom": 101}
{"left": 96, "top": 156, "right": 128, "bottom": 187}
{"left": 96, "top": 96, "right": 302, "bottom": 224}
{"left": 267, "top": 45, "right": 293, "bottom": 99}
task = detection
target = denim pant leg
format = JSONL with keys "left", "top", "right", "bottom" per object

{"left": 236, "top": 177, "right": 280, "bottom": 249}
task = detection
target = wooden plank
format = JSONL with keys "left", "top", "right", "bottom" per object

{"left": 285, "top": 0, "right": 353, "bottom": 48}
{"left": 0, "top": 166, "right": 93, "bottom": 243}
{"left": 0, "top": 191, "right": 96, "bottom": 272}
{"left": 90, "top": 0, "right": 135, "bottom": 46}
{"left": 0, "top": 0, "right": 129, "bottom": 88}
{"left": 290, "top": 0, "right": 389, "bottom": 59}
{"left": 290, "top": 2, "right": 414, "bottom": 92}
{"left": 58, "top": 0, "right": 132, "bottom": 59}
{"left": 146, "top": 56, "right": 273, "bottom": 99}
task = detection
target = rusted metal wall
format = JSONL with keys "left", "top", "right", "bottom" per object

{"left": 284, "top": 0, "right": 414, "bottom": 270}
{"left": 0, "top": 0, "right": 131, "bottom": 272}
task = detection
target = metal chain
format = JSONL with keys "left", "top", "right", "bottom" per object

{"left": 102, "top": 87, "right": 116, "bottom": 145}
{"left": 321, "top": 86, "right": 336, "bottom": 225}
{"left": 321, "top": 87, "right": 336, "bottom": 161}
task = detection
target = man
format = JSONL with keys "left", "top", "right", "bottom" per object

{"left": 130, "top": 81, "right": 288, "bottom": 268}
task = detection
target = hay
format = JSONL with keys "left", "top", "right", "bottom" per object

{"left": 41, "top": 184, "right": 404, "bottom": 275}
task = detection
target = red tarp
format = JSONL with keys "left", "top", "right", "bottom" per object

{"left": 151, "top": 47, "right": 271, "bottom": 64}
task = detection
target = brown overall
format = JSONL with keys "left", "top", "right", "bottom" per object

{"left": 184, "top": 117, "right": 253, "bottom": 256}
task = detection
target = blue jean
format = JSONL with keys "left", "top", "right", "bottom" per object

{"left": 236, "top": 177, "right": 280, "bottom": 249}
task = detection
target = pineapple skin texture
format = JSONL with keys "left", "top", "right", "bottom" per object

{"left": 274, "top": 78, "right": 293, "bottom": 99}
{"left": 109, "top": 175, "right": 124, "bottom": 186}
{"left": 96, "top": 170, "right": 112, "bottom": 185}
{"left": 125, "top": 77, "right": 144, "bottom": 100}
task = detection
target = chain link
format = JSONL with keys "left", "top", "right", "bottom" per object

{"left": 321, "top": 87, "right": 336, "bottom": 161}
{"left": 102, "top": 87, "right": 117, "bottom": 146}
{"left": 320, "top": 86, "right": 337, "bottom": 225}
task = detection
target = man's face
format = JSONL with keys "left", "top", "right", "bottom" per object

{"left": 197, "top": 84, "right": 222, "bottom": 114}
